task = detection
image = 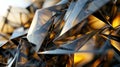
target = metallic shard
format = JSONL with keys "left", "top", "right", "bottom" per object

{"left": 60, "top": 0, "right": 110, "bottom": 36}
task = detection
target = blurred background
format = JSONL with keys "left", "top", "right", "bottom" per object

{"left": 0, "top": 0, "right": 120, "bottom": 67}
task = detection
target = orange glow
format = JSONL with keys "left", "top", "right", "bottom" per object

{"left": 74, "top": 52, "right": 93, "bottom": 67}
{"left": 111, "top": 40, "right": 120, "bottom": 51}
{"left": 93, "top": 59, "right": 101, "bottom": 67}
{"left": 74, "top": 53, "right": 84, "bottom": 65}
{"left": 88, "top": 15, "right": 106, "bottom": 29}
{"left": 50, "top": 32, "right": 55, "bottom": 39}
{"left": 107, "top": 49, "right": 114, "bottom": 61}
{"left": 112, "top": 13, "right": 120, "bottom": 28}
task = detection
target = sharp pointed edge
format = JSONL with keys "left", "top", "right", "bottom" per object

{"left": 38, "top": 49, "right": 75, "bottom": 54}
{"left": 38, "top": 49, "right": 101, "bottom": 54}
{"left": 59, "top": 0, "right": 89, "bottom": 36}
{"left": 59, "top": 0, "right": 110, "bottom": 37}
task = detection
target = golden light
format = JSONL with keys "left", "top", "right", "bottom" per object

{"left": 74, "top": 53, "right": 84, "bottom": 64}
{"left": 74, "top": 39, "right": 95, "bottom": 67}
{"left": 74, "top": 52, "right": 94, "bottom": 67}
{"left": 88, "top": 15, "right": 106, "bottom": 29}
{"left": 111, "top": 39, "right": 120, "bottom": 51}
{"left": 112, "top": 13, "right": 120, "bottom": 28}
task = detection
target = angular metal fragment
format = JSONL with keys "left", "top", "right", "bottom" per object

{"left": 27, "top": 3, "right": 68, "bottom": 52}
{"left": 60, "top": 0, "right": 110, "bottom": 36}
